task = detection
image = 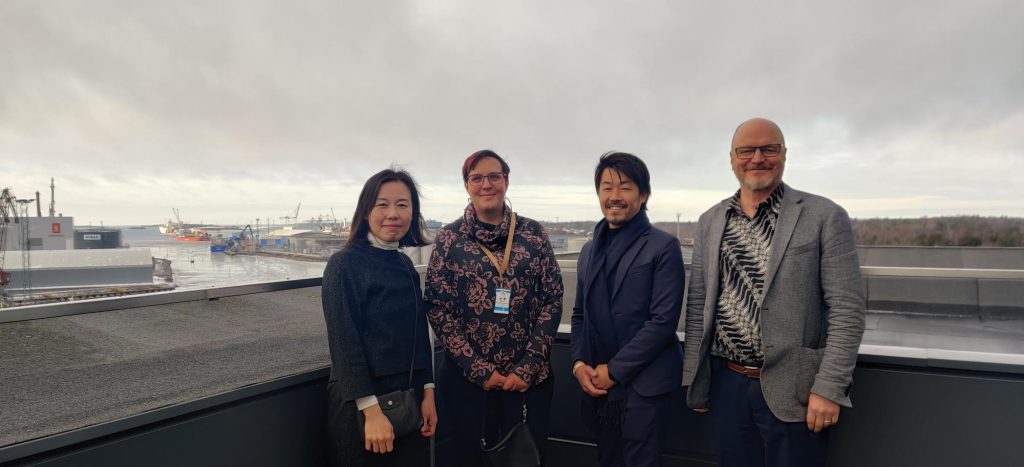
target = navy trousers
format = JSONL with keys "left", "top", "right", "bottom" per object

{"left": 593, "top": 388, "right": 673, "bottom": 467}
{"left": 709, "top": 358, "right": 829, "bottom": 467}
{"left": 435, "top": 355, "right": 554, "bottom": 467}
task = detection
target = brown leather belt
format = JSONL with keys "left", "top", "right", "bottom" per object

{"left": 725, "top": 360, "right": 762, "bottom": 379}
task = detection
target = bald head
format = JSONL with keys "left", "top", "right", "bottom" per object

{"left": 731, "top": 118, "right": 785, "bottom": 150}
{"left": 730, "top": 117, "right": 787, "bottom": 195}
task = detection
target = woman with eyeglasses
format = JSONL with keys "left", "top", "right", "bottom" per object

{"left": 425, "top": 150, "right": 564, "bottom": 466}
{"left": 322, "top": 168, "right": 437, "bottom": 467}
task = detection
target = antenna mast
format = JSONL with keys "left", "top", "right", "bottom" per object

{"left": 49, "top": 178, "right": 56, "bottom": 217}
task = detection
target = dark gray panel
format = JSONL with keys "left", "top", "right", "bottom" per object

{"left": 13, "top": 381, "right": 328, "bottom": 467}
{"left": 867, "top": 277, "right": 977, "bottom": 316}
{"left": 979, "top": 278, "right": 1024, "bottom": 320}
{"left": 3, "top": 355, "right": 1022, "bottom": 467}
{"left": 829, "top": 366, "right": 1024, "bottom": 467}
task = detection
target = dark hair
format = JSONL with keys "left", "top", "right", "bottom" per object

{"left": 346, "top": 167, "right": 431, "bottom": 248}
{"left": 462, "top": 149, "right": 510, "bottom": 182}
{"left": 594, "top": 152, "right": 651, "bottom": 211}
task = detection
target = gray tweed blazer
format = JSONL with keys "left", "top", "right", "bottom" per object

{"left": 682, "top": 183, "right": 866, "bottom": 422}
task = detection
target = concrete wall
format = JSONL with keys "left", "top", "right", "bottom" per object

{"left": 857, "top": 246, "right": 1024, "bottom": 269}
{"left": 3, "top": 249, "right": 155, "bottom": 291}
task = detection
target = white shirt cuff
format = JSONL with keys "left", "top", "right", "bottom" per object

{"left": 355, "top": 395, "right": 379, "bottom": 411}
{"left": 358, "top": 385, "right": 433, "bottom": 409}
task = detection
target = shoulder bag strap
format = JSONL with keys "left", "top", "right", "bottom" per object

{"left": 406, "top": 264, "right": 419, "bottom": 389}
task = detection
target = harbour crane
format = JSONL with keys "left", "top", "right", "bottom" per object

{"left": 330, "top": 208, "right": 345, "bottom": 230}
{"left": 0, "top": 189, "right": 22, "bottom": 303}
{"left": 279, "top": 202, "right": 301, "bottom": 225}
{"left": 0, "top": 188, "right": 18, "bottom": 288}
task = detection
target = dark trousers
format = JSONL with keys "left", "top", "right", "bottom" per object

{"left": 593, "top": 389, "right": 673, "bottom": 467}
{"left": 435, "top": 355, "right": 554, "bottom": 467}
{"left": 709, "top": 358, "right": 828, "bottom": 467}
{"left": 325, "top": 373, "right": 428, "bottom": 467}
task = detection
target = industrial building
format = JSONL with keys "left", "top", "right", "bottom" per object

{"left": 1, "top": 216, "right": 74, "bottom": 251}
{"left": 261, "top": 229, "right": 346, "bottom": 256}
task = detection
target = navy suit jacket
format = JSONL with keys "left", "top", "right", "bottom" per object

{"left": 570, "top": 223, "right": 686, "bottom": 398}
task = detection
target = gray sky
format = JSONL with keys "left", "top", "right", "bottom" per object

{"left": 2, "top": 0, "right": 1022, "bottom": 226}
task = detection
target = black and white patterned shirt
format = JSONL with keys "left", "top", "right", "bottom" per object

{"left": 711, "top": 185, "right": 784, "bottom": 367}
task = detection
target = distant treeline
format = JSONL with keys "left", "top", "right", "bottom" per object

{"left": 543, "top": 216, "right": 1024, "bottom": 247}
{"left": 850, "top": 216, "right": 1024, "bottom": 247}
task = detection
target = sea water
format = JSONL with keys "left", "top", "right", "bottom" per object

{"left": 121, "top": 227, "right": 328, "bottom": 290}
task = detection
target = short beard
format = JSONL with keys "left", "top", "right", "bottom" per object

{"left": 740, "top": 176, "right": 778, "bottom": 191}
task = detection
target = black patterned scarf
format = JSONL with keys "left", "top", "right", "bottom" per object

{"left": 582, "top": 211, "right": 650, "bottom": 427}
{"left": 462, "top": 203, "right": 514, "bottom": 252}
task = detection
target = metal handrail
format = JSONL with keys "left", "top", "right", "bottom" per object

{"left": 2, "top": 263, "right": 1021, "bottom": 324}
{"left": 0, "top": 278, "right": 322, "bottom": 324}
{"left": 558, "top": 260, "right": 1024, "bottom": 279}
{"left": 859, "top": 266, "right": 1024, "bottom": 279}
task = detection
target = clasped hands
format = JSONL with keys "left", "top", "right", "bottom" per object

{"left": 574, "top": 363, "right": 616, "bottom": 397}
{"left": 484, "top": 371, "right": 529, "bottom": 392}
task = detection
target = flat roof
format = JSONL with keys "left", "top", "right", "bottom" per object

{"left": 2, "top": 265, "right": 1023, "bottom": 450}
{"left": 0, "top": 287, "right": 329, "bottom": 448}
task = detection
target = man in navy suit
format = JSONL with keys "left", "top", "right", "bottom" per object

{"left": 571, "top": 152, "right": 686, "bottom": 467}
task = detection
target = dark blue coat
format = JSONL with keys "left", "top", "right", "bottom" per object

{"left": 570, "top": 225, "right": 685, "bottom": 398}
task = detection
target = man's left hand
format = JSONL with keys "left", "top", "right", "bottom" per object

{"left": 806, "top": 393, "right": 840, "bottom": 432}
{"left": 501, "top": 373, "right": 529, "bottom": 392}
{"left": 593, "top": 364, "right": 616, "bottom": 390}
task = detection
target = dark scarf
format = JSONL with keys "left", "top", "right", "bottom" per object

{"left": 582, "top": 210, "right": 650, "bottom": 427}
{"left": 462, "top": 203, "right": 514, "bottom": 251}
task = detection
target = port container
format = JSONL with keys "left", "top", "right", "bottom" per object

{"left": 74, "top": 229, "right": 122, "bottom": 249}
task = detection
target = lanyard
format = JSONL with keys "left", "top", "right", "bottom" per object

{"left": 477, "top": 212, "right": 517, "bottom": 280}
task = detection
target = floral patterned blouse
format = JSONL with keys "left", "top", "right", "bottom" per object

{"left": 425, "top": 204, "right": 563, "bottom": 387}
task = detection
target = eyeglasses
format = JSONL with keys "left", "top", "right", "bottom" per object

{"left": 733, "top": 144, "right": 784, "bottom": 160}
{"left": 467, "top": 172, "right": 506, "bottom": 185}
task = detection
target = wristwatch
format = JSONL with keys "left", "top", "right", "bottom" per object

{"left": 572, "top": 360, "right": 586, "bottom": 376}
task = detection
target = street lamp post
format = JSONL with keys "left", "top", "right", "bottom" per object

{"left": 676, "top": 212, "right": 681, "bottom": 241}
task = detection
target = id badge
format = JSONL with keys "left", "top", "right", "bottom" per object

{"left": 494, "top": 288, "right": 511, "bottom": 314}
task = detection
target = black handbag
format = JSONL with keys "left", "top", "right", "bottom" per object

{"left": 480, "top": 398, "right": 540, "bottom": 467}
{"left": 357, "top": 387, "right": 420, "bottom": 439}
{"left": 357, "top": 269, "right": 423, "bottom": 439}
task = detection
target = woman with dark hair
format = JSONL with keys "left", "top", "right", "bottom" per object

{"left": 322, "top": 168, "right": 436, "bottom": 467}
{"left": 425, "top": 150, "right": 564, "bottom": 466}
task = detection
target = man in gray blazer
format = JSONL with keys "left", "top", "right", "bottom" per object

{"left": 682, "top": 118, "right": 865, "bottom": 467}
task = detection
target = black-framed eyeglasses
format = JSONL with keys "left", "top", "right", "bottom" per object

{"left": 467, "top": 172, "right": 506, "bottom": 185}
{"left": 733, "top": 144, "right": 784, "bottom": 160}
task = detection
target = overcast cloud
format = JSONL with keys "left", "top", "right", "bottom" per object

{"left": 2, "top": 0, "right": 1022, "bottom": 226}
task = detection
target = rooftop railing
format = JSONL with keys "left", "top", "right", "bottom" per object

{"left": 1, "top": 262, "right": 1022, "bottom": 466}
